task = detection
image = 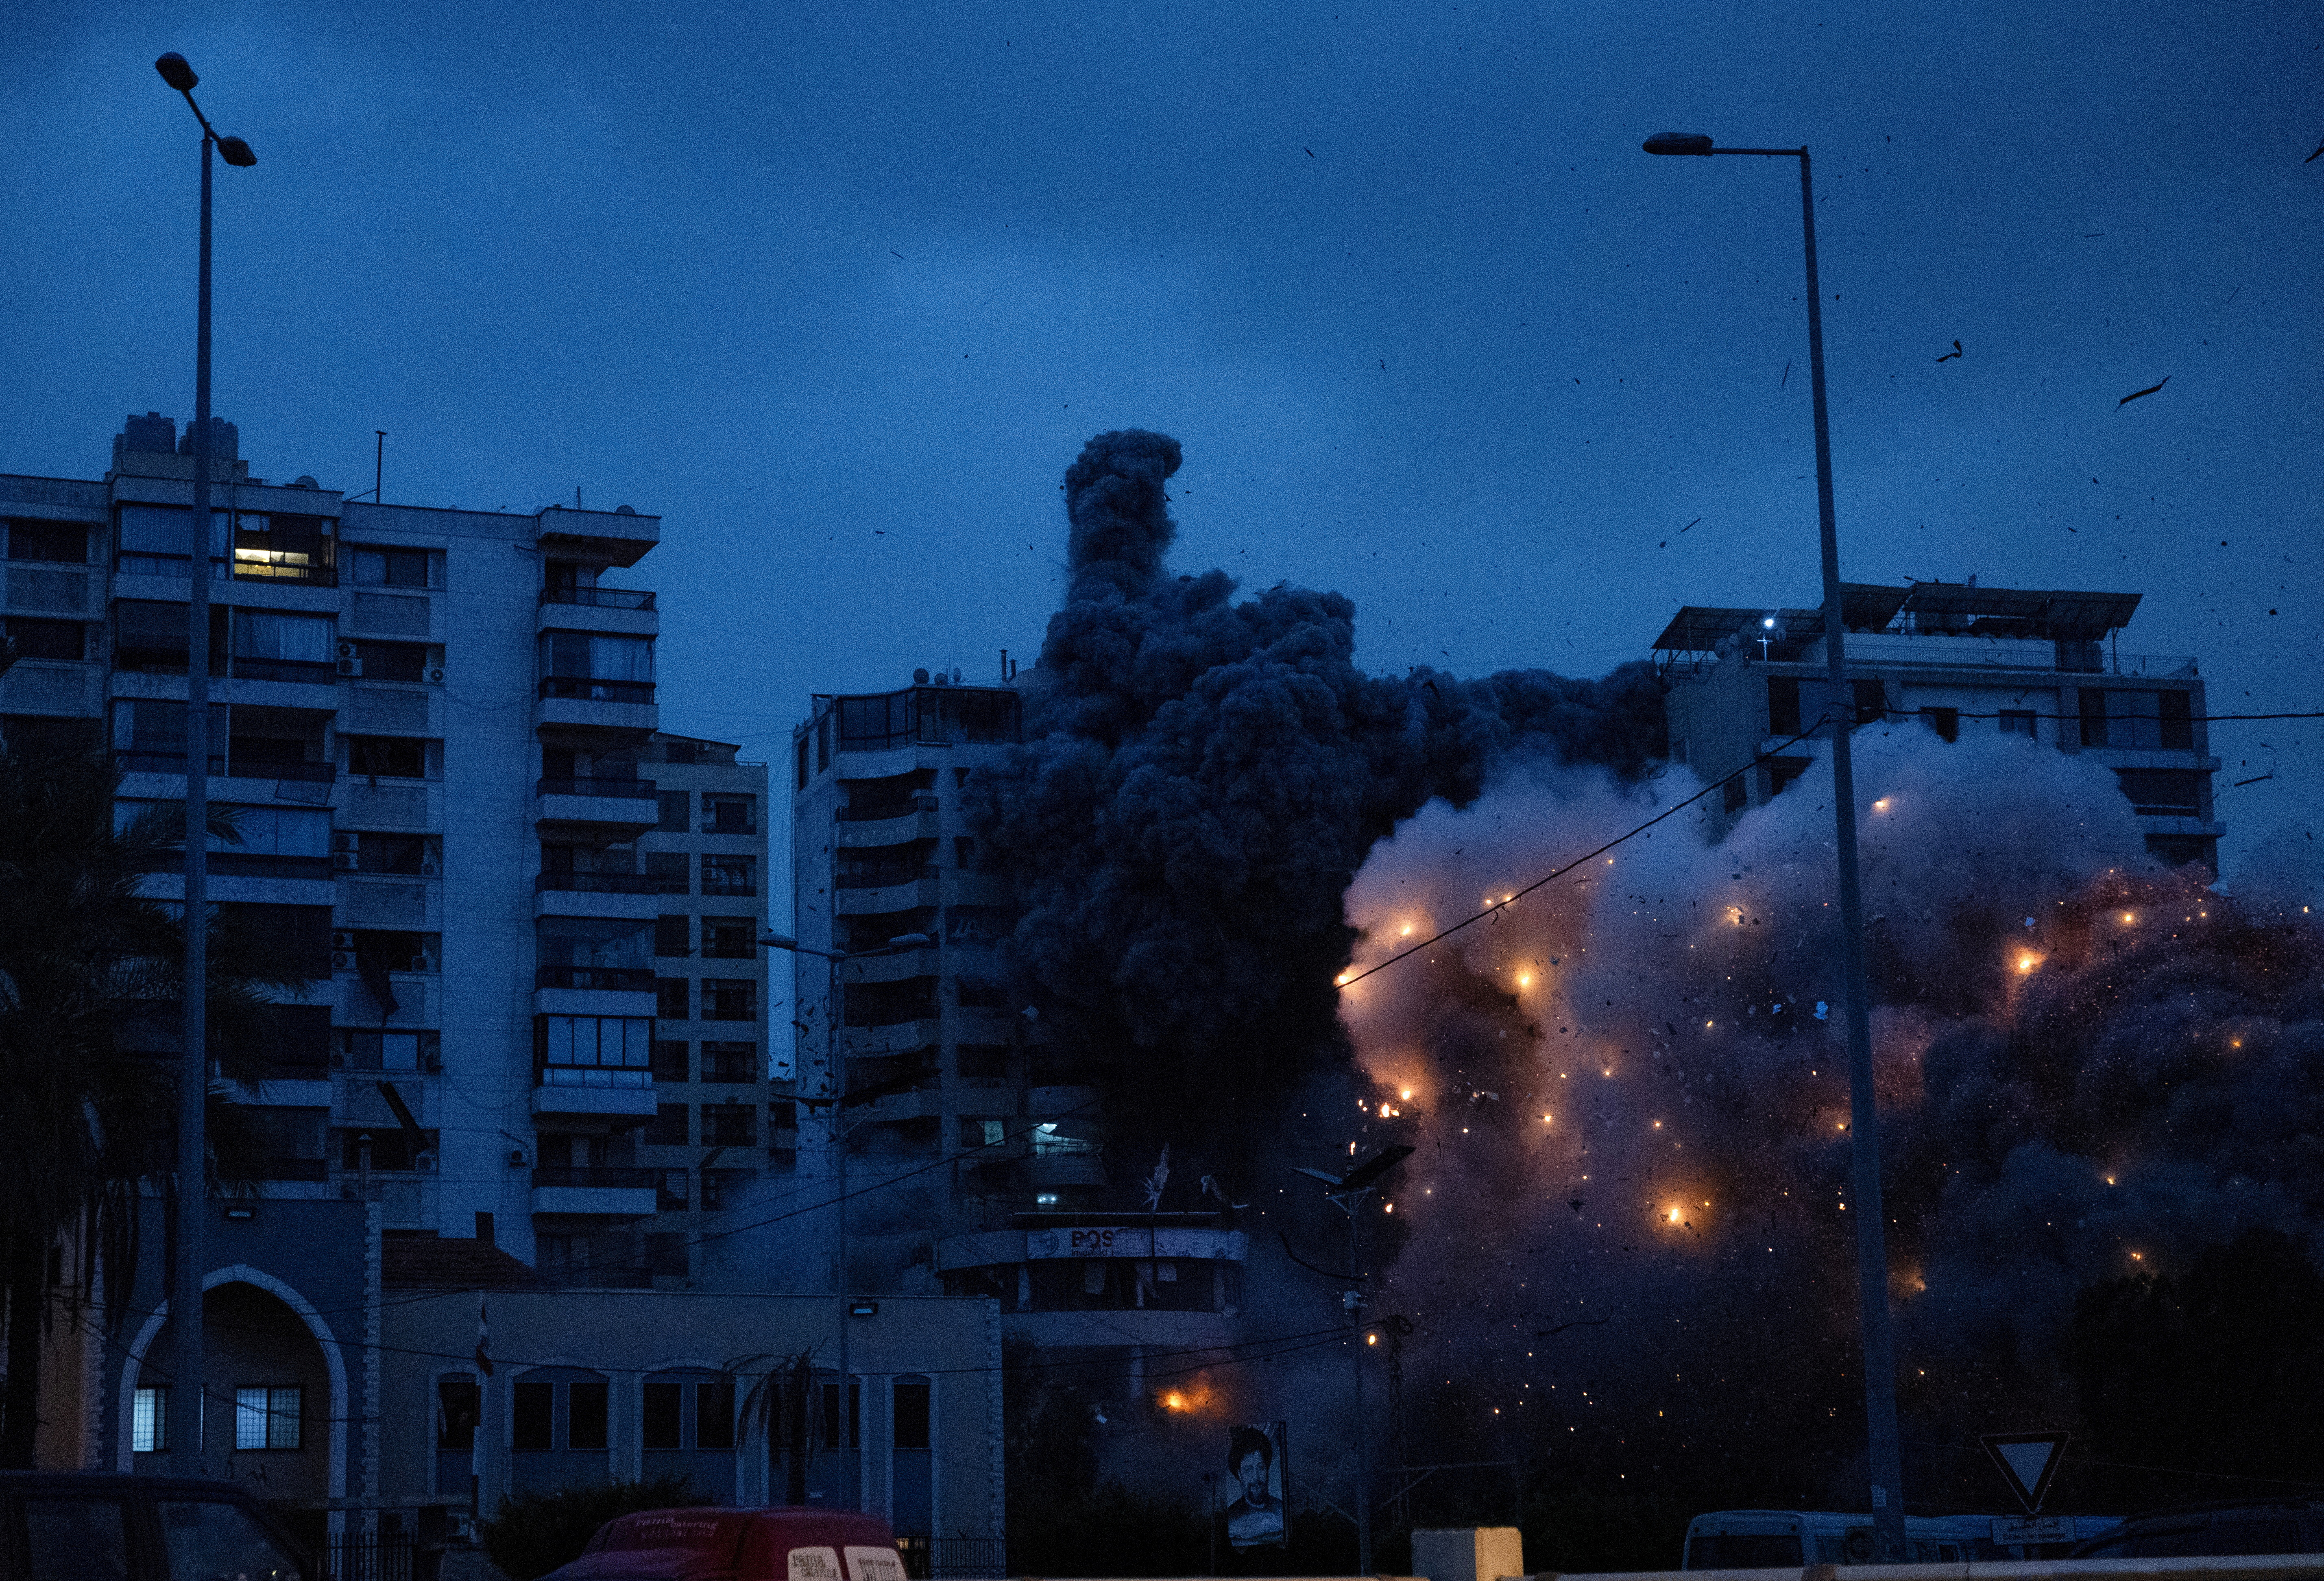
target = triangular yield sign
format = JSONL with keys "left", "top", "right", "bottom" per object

{"left": 1981, "top": 1431, "right": 2070, "bottom": 1513}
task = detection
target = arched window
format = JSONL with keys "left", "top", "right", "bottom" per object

{"left": 510, "top": 1367, "right": 610, "bottom": 1496}
{"left": 891, "top": 1376, "right": 932, "bottom": 1534}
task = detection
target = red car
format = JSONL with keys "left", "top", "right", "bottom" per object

{"left": 546, "top": 1509, "right": 907, "bottom": 1581}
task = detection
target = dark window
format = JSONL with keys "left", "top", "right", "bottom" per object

{"left": 2, "top": 618, "right": 85, "bottom": 660}
{"left": 7, "top": 520, "right": 88, "bottom": 562}
{"left": 816, "top": 713, "right": 830, "bottom": 771}
{"left": 645, "top": 852, "right": 689, "bottom": 894}
{"left": 837, "top": 846, "right": 927, "bottom": 889}
{"left": 1919, "top": 705, "right": 1959, "bottom": 742}
{"left": 651, "top": 1040, "right": 690, "bottom": 1082}
{"left": 796, "top": 736, "right": 810, "bottom": 790}
{"left": 893, "top": 1378, "right": 931, "bottom": 1450}
{"left": 645, "top": 1104, "right": 689, "bottom": 1146}
{"left": 348, "top": 640, "right": 429, "bottom": 682}
{"left": 349, "top": 546, "right": 434, "bottom": 587}
{"left": 701, "top": 855, "right": 755, "bottom": 896}
{"left": 655, "top": 915, "right": 691, "bottom": 957}
{"left": 541, "top": 631, "right": 653, "bottom": 682}
{"left": 656, "top": 978, "right": 689, "bottom": 1019}
{"left": 642, "top": 1381, "right": 682, "bottom": 1449}
{"left": 704, "top": 794, "right": 755, "bottom": 834}
{"left": 2080, "top": 688, "right": 2110, "bottom": 747}
{"left": 2158, "top": 689, "right": 2193, "bottom": 749}
{"left": 701, "top": 1042, "right": 756, "bottom": 1083}
{"left": 339, "top": 1029, "right": 439, "bottom": 1073}
{"left": 957, "top": 1045, "right": 1009, "bottom": 1080}
{"left": 702, "top": 1102, "right": 756, "bottom": 1146}
{"left": 512, "top": 1382, "right": 553, "bottom": 1450}
{"left": 2115, "top": 769, "right": 2202, "bottom": 815}
{"left": 657, "top": 791, "right": 688, "bottom": 832}
{"left": 820, "top": 1381, "right": 860, "bottom": 1449}
{"left": 2, "top": 714, "right": 100, "bottom": 757}
{"left": 217, "top": 903, "right": 333, "bottom": 978}
{"left": 337, "top": 1127, "right": 435, "bottom": 1171}
{"left": 1766, "top": 676, "right": 1802, "bottom": 736}
{"left": 1999, "top": 709, "right": 2036, "bottom": 737}
{"left": 347, "top": 735, "right": 436, "bottom": 779}
{"left": 704, "top": 979, "right": 757, "bottom": 1022}
{"left": 568, "top": 1380, "right": 609, "bottom": 1449}
{"left": 701, "top": 917, "right": 755, "bottom": 959}
{"left": 355, "top": 833, "right": 434, "bottom": 874}
{"left": 436, "top": 1378, "right": 479, "bottom": 1449}
{"left": 1766, "top": 756, "right": 1811, "bottom": 797}
{"left": 114, "top": 600, "right": 226, "bottom": 673}
{"left": 703, "top": 1168, "right": 754, "bottom": 1209}
{"left": 1851, "top": 678, "right": 1887, "bottom": 726}
{"left": 696, "top": 1380, "right": 735, "bottom": 1449}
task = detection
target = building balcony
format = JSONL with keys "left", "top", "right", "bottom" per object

{"left": 836, "top": 808, "right": 942, "bottom": 848}
{"left": 536, "top": 777, "right": 661, "bottom": 832}
{"left": 534, "top": 980, "right": 657, "bottom": 1020}
{"left": 531, "top": 1166, "right": 660, "bottom": 1218}
{"left": 0, "top": 659, "right": 102, "bottom": 715}
{"left": 841, "top": 1018, "right": 945, "bottom": 1057}
{"left": 536, "top": 676, "right": 657, "bottom": 734}
{"left": 534, "top": 503, "right": 659, "bottom": 568}
{"left": 532, "top": 1071, "right": 659, "bottom": 1121}
{"left": 534, "top": 872, "right": 661, "bottom": 922}
{"left": 843, "top": 946, "right": 942, "bottom": 985}
{"left": 835, "top": 874, "right": 941, "bottom": 916}
{"left": 536, "top": 588, "right": 658, "bottom": 638}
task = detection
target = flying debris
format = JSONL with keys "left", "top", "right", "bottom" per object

{"left": 2117, "top": 375, "right": 2171, "bottom": 407}
{"left": 1936, "top": 340, "right": 1963, "bottom": 362}
{"left": 2307, "top": 135, "right": 2324, "bottom": 164}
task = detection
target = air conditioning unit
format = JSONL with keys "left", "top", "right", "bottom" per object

{"left": 337, "top": 657, "right": 363, "bottom": 677}
{"left": 411, "top": 950, "right": 439, "bottom": 974}
{"left": 419, "top": 858, "right": 439, "bottom": 875}
{"left": 331, "top": 950, "right": 354, "bottom": 971}
{"left": 336, "top": 640, "right": 357, "bottom": 659}
{"left": 425, "top": 666, "right": 445, "bottom": 683}
{"left": 333, "top": 852, "right": 359, "bottom": 870}
{"left": 332, "top": 931, "right": 357, "bottom": 951}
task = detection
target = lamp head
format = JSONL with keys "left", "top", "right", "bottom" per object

{"left": 1643, "top": 131, "right": 1714, "bottom": 156}
{"left": 217, "top": 135, "right": 257, "bottom": 167}
{"left": 759, "top": 930, "right": 801, "bottom": 951}
{"left": 155, "top": 52, "right": 198, "bottom": 92}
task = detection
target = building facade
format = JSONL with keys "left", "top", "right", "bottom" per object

{"left": 0, "top": 415, "right": 768, "bottom": 1282}
{"left": 1655, "top": 580, "right": 2221, "bottom": 869}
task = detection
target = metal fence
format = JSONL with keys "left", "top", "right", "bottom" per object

{"left": 894, "top": 1537, "right": 1008, "bottom": 1579}
{"left": 320, "top": 1529, "right": 416, "bottom": 1581}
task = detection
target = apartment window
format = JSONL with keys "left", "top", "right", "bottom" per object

{"left": 796, "top": 736, "right": 809, "bottom": 790}
{"left": 569, "top": 1380, "right": 610, "bottom": 1450}
{"left": 346, "top": 735, "right": 440, "bottom": 779}
{"left": 230, "top": 611, "right": 335, "bottom": 680}
{"left": 961, "top": 1118, "right": 1006, "bottom": 1148}
{"left": 1851, "top": 679, "right": 1888, "bottom": 727}
{"left": 701, "top": 1042, "right": 756, "bottom": 1083}
{"left": 345, "top": 639, "right": 432, "bottom": 682}
{"left": 645, "top": 1104, "right": 689, "bottom": 1146}
{"left": 6, "top": 520, "right": 87, "bottom": 562}
{"left": 816, "top": 713, "right": 830, "bottom": 771}
{"left": 701, "top": 917, "right": 755, "bottom": 959}
{"left": 893, "top": 1378, "right": 931, "bottom": 1451}
{"left": 701, "top": 855, "right": 755, "bottom": 896}
{"left": 1766, "top": 676, "right": 1802, "bottom": 736}
{"left": 232, "top": 513, "right": 334, "bottom": 584}
{"left": 1918, "top": 706, "right": 1959, "bottom": 743}
{"left": 233, "top": 1386, "right": 303, "bottom": 1450}
{"left": 820, "top": 1382, "right": 860, "bottom": 1450}
{"left": 656, "top": 978, "right": 690, "bottom": 1019}
{"left": 2157, "top": 690, "right": 2193, "bottom": 749}
{"left": 1999, "top": 710, "right": 2036, "bottom": 737}
{"left": 651, "top": 1040, "right": 690, "bottom": 1082}
{"left": 643, "top": 1382, "right": 683, "bottom": 1450}
{"left": 702, "top": 1168, "right": 754, "bottom": 1210}
{"left": 537, "top": 1015, "right": 654, "bottom": 1087}
{"left": 541, "top": 632, "right": 654, "bottom": 682}
{"left": 655, "top": 915, "right": 691, "bottom": 957}
{"left": 2, "top": 714, "right": 100, "bottom": 757}
{"left": 118, "top": 502, "right": 227, "bottom": 569}
{"left": 353, "top": 832, "right": 438, "bottom": 874}
{"left": 957, "top": 1045, "right": 1009, "bottom": 1081}
{"left": 114, "top": 601, "right": 225, "bottom": 673}
{"left": 133, "top": 1387, "right": 168, "bottom": 1452}
{"left": 1, "top": 617, "right": 85, "bottom": 661}
{"left": 657, "top": 792, "right": 689, "bottom": 832}
{"left": 340, "top": 1029, "right": 439, "bottom": 1072}
{"left": 645, "top": 852, "right": 690, "bottom": 894}
{"left": 436, "top": 1378, "right": 479, "bottom": 1451}
{"left": 703, "top": 979, "right": 757, "bottom": 1022}
{"left": 336, "top": 1127, "right": 435, "bottom": 1171}
{"left": 512, "top": 1381, "right": 554, "bottom": 1450}
{"left": 703, "top": 794, "right": 755, "bottom": 834}
{"left": 348, "top": 546, "right": 436, "bottom": 587}
{"left": 2115, "top": 769, "right": 2203, "bottom": 816}
{"left": 702, "top": 1103, "right": 756, "bottom": 1146}
{"left": 337, "top": 928, "right": 438, "bottom": 976}
{"left": 1765, "top": 757, "right": 1811, "bottom": 798}
{"left": 2079, "top": 688, "right": 2109, "bottom": 747}
{"left": 218, "top": 903, "right": 334, "bottom": 978}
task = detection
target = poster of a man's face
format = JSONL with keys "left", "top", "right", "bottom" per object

{"left": 1223, "top": 1421, "right": 1287, "bottom": 1549}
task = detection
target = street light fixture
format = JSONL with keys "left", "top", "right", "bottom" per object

{"left": 1642, "top": 129, "right": 1906, "bottom": 1560}
{"left": 1293, "top": 1143, "right": 1412, "bottom": 1576}
{"left": 759, "top": 928, "right": 931, "bottom": 1509}
{"left": 154, "top": 48, "right": 256, "bottom": 1479}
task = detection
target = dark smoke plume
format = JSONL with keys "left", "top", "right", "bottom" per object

{"left": 969, "top": 430, "right": 1663, "bottom": 1183}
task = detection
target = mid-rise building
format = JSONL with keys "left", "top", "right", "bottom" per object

{"left": 1654, "top": 580, "right": 2221, "bottom": 869}
{"left": 0, "top": 413, "right": 774, "bottom": 1280}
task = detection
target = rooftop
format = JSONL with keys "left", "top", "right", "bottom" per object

{"left": 1654, "top": 581, "right": 2144, "bottom": 657}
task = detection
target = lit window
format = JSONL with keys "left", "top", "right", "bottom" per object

{"left": 133, "top": 1387, "right": 167, "bottom": 1452}
{"left": 234, "top": 1386, "right": 302, "bottom": 1450}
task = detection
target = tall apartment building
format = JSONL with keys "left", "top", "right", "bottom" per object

{"left": 0, "top": 414, "right": 766, "bottom": 1278}
{"left": 793, "top": 676, "right": 1250, "bottom": 1390}
{"left": 1655, "top": 580, "right": 2221, "bottom": 870}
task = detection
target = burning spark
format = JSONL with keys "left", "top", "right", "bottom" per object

{"left": 1400, "top": 1088, "right": 1412, "bottom": 1100}
{"left": 1652, "top": 1120, "right": 1663, "bottom": 1129}
{"left": 1367, "top": 1333, "right": 1378, "bottom": 1345}
{"left": 1666, "top": 1208, "right": 1682, "bottom": 1223}
{"left": 1162, "top": 1391, "right": 1188, "bottom": 1411}
{"left": 2121, "top": 911, "right": 2137, "bottom": 925}
{"left": 2130, "top": 1250, "right": 2145, "bottom": 1262}
{"left": 1517, "top": 973, "right": 1533, "bottom": 987}
{"left": 1400, "top": 924, "right": 1414, "bottom": 937}
{"left": 2016, "top": 954, "right": 2039, "bottom": 973}
{"left": 1384, "top": 1201, "right": 1393, "bottom": 1213}
{"left": 1873, "top": 797, "right": 1891, "bottom": 812}
{"left": 2105, "top": 1175, "right": 2117, "bottom": 1186}
{"left": 1542, "top": 1114, "right": 1553, "bottom": 1124}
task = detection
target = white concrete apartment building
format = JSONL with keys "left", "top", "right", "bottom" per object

{"left": 791, "top": 677, "right": 1251, "bottom": 1386}
{"left": 0, "top": 414, "right": 767, "bottom": 1279}
{"left": 1655, "top": 580, "right": 2222, "bottom": 870}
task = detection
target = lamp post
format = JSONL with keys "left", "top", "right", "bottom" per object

{"left": 760, "top": 928, "right": 931, "bottom": 1509}
{"left": 1642, "top": 130, "right": 1905, "bottom": 1560}
{"left": 1294, "top": 1144, "right": 1412, "bottom": 1576}
{"left": 154, "top": 50, "right": 255, "bottom": 1477}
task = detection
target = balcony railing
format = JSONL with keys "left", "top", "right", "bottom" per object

{"left": 539, "top": 676, "right": 656, "bottom": 704}
{"left": 541, "top": 586, "right": 656, "bottom": 611}
{"left": 536, "top": 777, "right": 658, "bottom": 799}
{"left": 239, "top": 759, "right": 337, "bottom": 783}
{"left": 535, "top": 965, "right": 653, "bottom": 991}
{"left": 115, "top": 751, "right": 225, "bottom": 776}
{"left": 836, "top": 864, "right": 938, "bottom": 890}
{"left": 840, "top": 795, "right": 938, "bottom": 822}
{"left": 532, "top": 1165, "right": 659, "bottom": 1188}
{"left": 538, "top": 1064, "right": 652, "bottom": 1089}
{"left": 536, "top": 872, "right": 659, "bottom": 894}
{"left": 232, "top": 657, "right": 339, "bottom": 684}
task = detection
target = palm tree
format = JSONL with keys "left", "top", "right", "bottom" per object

{"left": 0, "top": 679, "right": 307, "bottom": 1466}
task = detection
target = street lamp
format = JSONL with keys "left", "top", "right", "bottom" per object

{"left": 155, "top": 49, "right": 255, "bottom": 1478}
{"left": 760, "top": 928, "right": 931, "bottom": 1509}
{"left": 1642, "top": 129, "right": 1906, "bottom": 1559}
{"left": 1293, "top": 1143, "right": 1412, "bottom": 1576}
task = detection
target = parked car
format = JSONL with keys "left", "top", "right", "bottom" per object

{"left": 543, "top": 1509, "right": 906, "bottom": 1581}
{"left": 0, "top": 1471, "right": 310, "bottom": 1581}
{"left": 2069, "top": 1502, "right": 2324, "bottom": 1559}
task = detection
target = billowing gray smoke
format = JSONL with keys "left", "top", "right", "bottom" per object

{"left": 969, "top": 429, "right": 1664, "bottom": 1181}
{"left": 1334, "top": 731, "right": 2324, "bottom": 1500}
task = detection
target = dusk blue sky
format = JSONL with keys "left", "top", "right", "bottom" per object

{"left": 6, "top": 0, "right": 2318, "bottom": 895}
